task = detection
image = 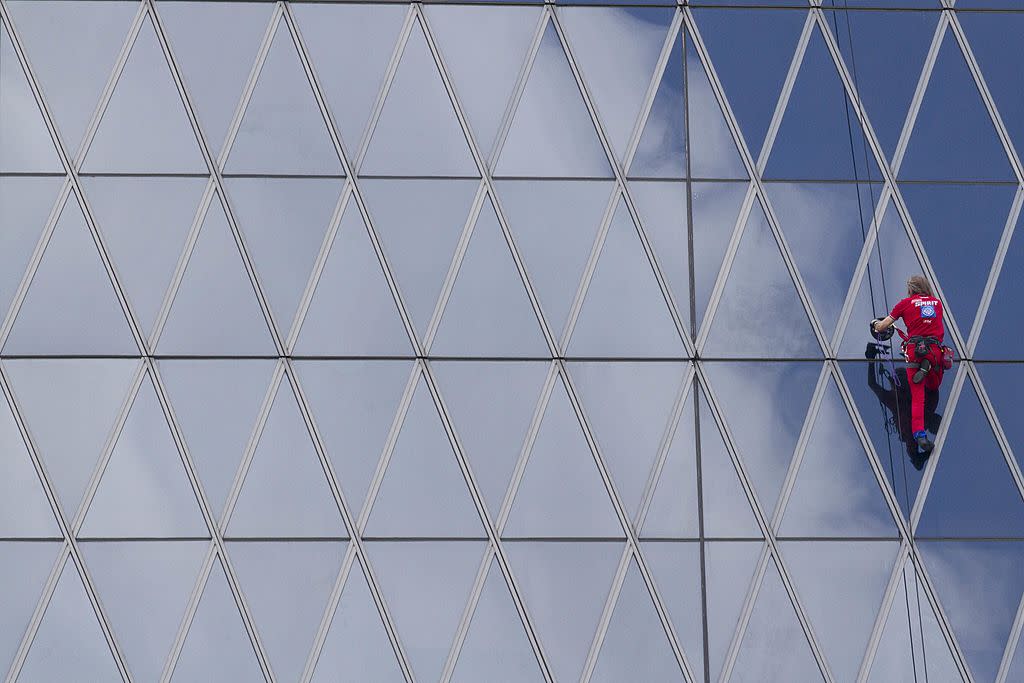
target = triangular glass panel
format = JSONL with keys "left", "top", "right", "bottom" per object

{"left": 698, "top": 390, "right": 762, "bottom": 538}
{"left": 838, "top": 361, "right": 947, "bottom": 522}
{"left": 690, "top": 181, "right": 748, "bottom": 331}
{"left": 505, "top": 541, "right": 622, "bottom": 682}
{"left": 367, "top": 540, "right": 485, "bottom": 682}
{"left": 158, "top": 360, "right": 275, "bottom": 521}
{"left": 432, "top": 361, "right": 548, "bottom": 517}
{"left": 293, "top": 360, "right": 411, "bottom": 518}
{"left": 766, "top": 182, "right": 880, "bottom": 336}
{"left": 229, "top": 541, "right": 344, "bottom": 683}
{"left": 452, "top": 558, "right": 545, "bottom": 682}
{"left": 704, "top": 541, "right": 763, "bottom": 680}
{"left": 781, "top": 540, "right": 898, "bottom": 681}
{"left": 365, "top": 377, "right": 484, "bottom": 538}
{"left": 642, "top": 390, "right": 699, "bottom": 538}
{"left": 730, "top": 558, "right": 824, "bottom": 682}
{"left": 19, "top": 557, "right": 121, "bottom": 682}
{"left": 976, "top": 364, "right": 1024, "bottom": 473}
{"left": 631, "top": 31, "right": 685, "bottom": 179}
{"left": 960, "top": 12, "right": 1024, "bottom": 167}
{"left": 312, "top": 559, "right": 404, "bottom": 683}
{"left": 569, "top": 198, "right": 685, "bottom": 357}
{"left": 225, "top": 22, "right": 341, "bottom": 175}
{"left": 900, "top": 33, "right": 1013, "bottom": 181}
{"left": 293, "top": 3, "right": 406, "bottom": 153}
{"left": 691, "top": 8, "right": 806, "bottom": 158}
{"left": 503, "top": 377, "right": 622, "bottom": 538}
{"left": 84, "top": 177, "right": 205, "bottom": 339}
{"left": 826, "top": 9, "right": 937, "bottom": 162}
{"left": 80, "top": 376, "right": 206, "bottom": 539}
{"left": 703, "top": 361, "right": 821, "bottom": 516}
{"left": 976, "top": 208, "right": 1024, "bottom": 359}
{"left": 158, "top": 194, "right": 276, "bottom": 355}
{"left": 628, "top": 182, "right": 689, "bottom": 325}
{"left": 640, "top": 541, "right": 704, "bottom": 676}
{"left": 686, "top": 32, "right": 746, "bottom": 180}
{"left": 920, "top": 540, "right": 1024, "bottom": 683}
{"left": 5, "top": 0, "right": 136, "bottom": 154}
{"left": 592, "top": 559, "right": 685, "bottom": 682}
{"left": 917, "top": 380, "right": 1024, "bottom": 538}
{"left": 227, "top": 377, "right": 345, "bottom": 538}
{"left": 170, "top": 557, "right": 264, "bottom": 682}
{"left": 3, "top": 359, "right": 136, "bottom": 520}
{"left": 0, "top": 542, "right": 61, "bottom": 676}
{"left": 293, "top": 200, "right": 411, "bottom": 356}
{"left": 495, "top": 24, "right": 611, "bottom": 178}
{"left": 361, "top": 22, "right": 476, "bottom": 176}
{"left": 569, "top": 361, "right": 685, "bottom": 523}
{"left": 81, "top": 540, "right": 206, "bottom": 683}
{"left": 4, "top": 195, "right": 136, "bottom": 355}
{"left": 0, "top": 177, "right": 61, "bottom": 326}
{"left": 0, "top": 392, "right": 58, "bottom": 537}
{"left": 901, "top": 183, "right": 1014, "bottom": 336}
{"left": 765, "top": 29, "right": 880, "bottom": 181}
{"left": 1006, "top": 633, "right": 1024, "bottom": 683}
{"left": 704, "top": 200, "right": 820, "bottom": 358}
{"left": 780, "top": 380, "right": 898, "bottom": 537}
{"left": 83, "top": 18, "right": 204, "bottom": 173}
{"left": 867, "top": 558, "right": 964, "bottom": 683}
{"left": 158, "top": 1, "right": 272, "bottom": 156}
{"left": 426, "top": 5, "right": 537, "bottom": 159}
{"left": 361, "top": 179, "right": 477, "bottom": 339}
{"left": 225, "top": 178, "right": 340, "bottom": 334}
{"left": 559, "top": 7, "right": 674, "bottom": 163}
{"left": 0, "top": 20, "right": 61, "bottom": 172}
{"left": 432, "top": 197, "right": 548, "bottom": 357}
{"left": 836, "top": 199, "right": 930, "bottom": 359}
{"left": 497, "top": 180, "right": 613, "bottom": 337}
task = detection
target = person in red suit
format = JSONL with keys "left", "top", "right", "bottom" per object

{"left": 871, "top": 275, "right": 947, "bottom": 453}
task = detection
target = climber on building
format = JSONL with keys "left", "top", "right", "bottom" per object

{"left": 869, "top": 275, "right": 952, "bottom": 454}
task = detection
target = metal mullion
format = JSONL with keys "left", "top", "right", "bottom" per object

{"left": 968, "top": 362, "right": 1024, "bottom": 502}
{"left": 438, "top": 544, "right": 495, "bottom": 683}
{"left": 547, "top": 9, "right": 695, "bottom": 357}
{"left": 770, "top": 363, "right": 831, "bottom": 531}
{"left": 288, "top": 360, "right": 417, "bottom": 682}
{"left": 69, "top": 360, "right": 149, "bottom": 535}
{"left": 423, "top": 180, "right": 489, "bottom": 353}
{"left": 906, "top": 541, "right": 975, "bottom": 680}
{"left": 0, "top": 365, "right": 133, "bottom": 683}
{"left": 634, "top": 362, "right": 697, "bottom": 531}
{"left": 855, "top": 541, "right": 913, "bottom": 683}
{"left": 908, "top": 362, "right": 969, "bottom": 531}
{"left": 2, "top": 541, "right": 70, "bottom": 683}
{"left": 964, "top": 186, "right": 1024, "bottom": 357}
{"left": 145, "top": 0, "right": 285, "bottom": 357}
{"left": 422, "top": 359, "right": 556, "bottom": 682}
{"left": 415, "top": 4, "right": 560, "bottom": 356}
{"left": 0, "top": 179, "right": 73, "bottom": 349}
{"left": 559, "top": 362, "right": 698, "bottom": 682}
{"left": 298, "top": 537, "right": 358, "bottom": 682}
{"left": 282, "top": 2, "right": 424, "bottom": 357}
{"left": 693, "top": 364, "right": 834, "bottom": 682}
{"left": 0, "top": 1, "right": 148, "bottom": 356}
{"left": 580, "top": 544, "right": 635, "bottom": 682}
{"left": 158, "top": 541, "right": 217, "bottom": 683}
{"left": 996, "top": 590, "right": 1024, "bottom": 683}
{"left": 284, "top": 181, "right": 354, "bottom": 353}
{"left": 716, "top": 542, "right": 773, "bottom": 683}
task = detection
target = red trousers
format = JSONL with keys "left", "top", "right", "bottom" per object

{"left": 904, "top": 343, "right": 945, "bottom": 433}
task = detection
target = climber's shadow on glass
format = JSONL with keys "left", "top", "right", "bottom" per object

{"left": 865, "top": 343, "right": 942, "bottom": 471}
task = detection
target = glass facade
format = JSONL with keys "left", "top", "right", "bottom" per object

{"left": 0, "top": 0, "right": 1022, "bottom": 681}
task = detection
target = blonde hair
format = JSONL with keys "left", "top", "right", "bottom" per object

{"left": 907, "top": 275, "right": 933, "bottom": 297}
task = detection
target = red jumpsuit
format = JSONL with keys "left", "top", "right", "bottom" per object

{"left": 890, "top": 294, "right": 945, "bottom": 434}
